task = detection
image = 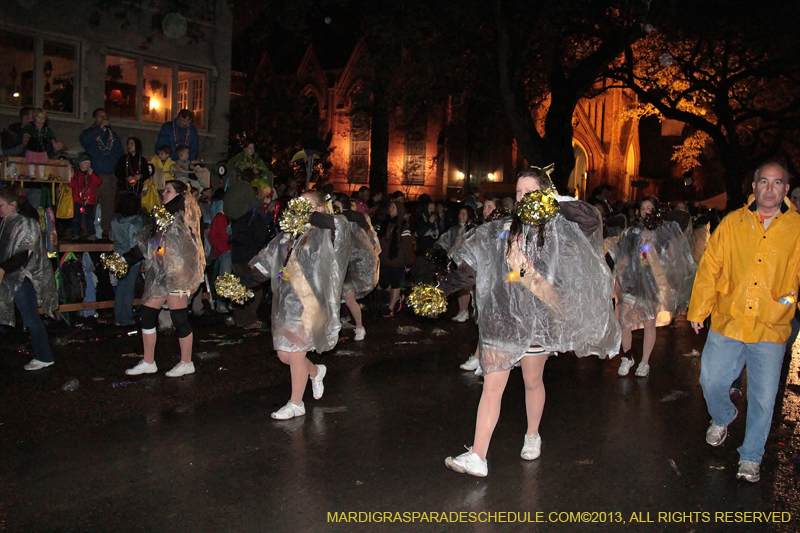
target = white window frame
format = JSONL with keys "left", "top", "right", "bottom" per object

{"left": 105, "top": 51, "right": 209, "bottom": 131}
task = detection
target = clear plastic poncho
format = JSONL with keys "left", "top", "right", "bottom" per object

{"left": 435, "top": 223, "right": 467, "bottom": 256}
{"left": 250, "top": 215, "right": 353, "bottom": 353}
{"left": 0, "top": 212, "right": 58, "bottom": 326}
{"left": 450, "top": 216, "right": 621, "bottom": 375}
{"left": 140, "top": 194, "right": 206, "bottom": 301}
{"left": 615, "top": 220, "right": 696, "bottom": 329}
{"left": 342, "top": 217, "right": 380, "bottom": 299}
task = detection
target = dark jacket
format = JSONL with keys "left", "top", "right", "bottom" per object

{"left": 79, "top": 125, "right": 124, "bottom": 175}
{"left": 230, "top": 207, "right": 269, "bottom": 265}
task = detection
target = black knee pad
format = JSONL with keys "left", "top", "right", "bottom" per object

{"left": 141, "top": 305, "right": 161, "bottom": 331}
{"left": 170, "top": 308, "right": 192, "bottom": 338}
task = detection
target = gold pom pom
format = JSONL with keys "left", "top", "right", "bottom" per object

{"left": 408, "top": 283, "right": 448, "bottom": 318}
{"left": 516, "top": 190, "right": 560, "bottom": 226}
{"left": 215, "top": 273, "right": 254, "bottom": 305}
{"left": 280, "top": 197, "right": 314, "bottom": 237}
{"left": 100, "top": 252, "right": 129, "bottom": 278}
{"left": 153, "top": 205, "right": 175, "bottom": 231}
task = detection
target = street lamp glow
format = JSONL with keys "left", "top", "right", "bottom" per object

{"left": 488, "top": 173, "right": 494, "bottom": 181}
{"left": 457, "top": 171, "right": 464, "bottom": 179}
{"left": 12, "top": 92, "right": 19, "bottom": 98}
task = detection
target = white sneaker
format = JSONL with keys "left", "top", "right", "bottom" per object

{"left": 736, "top": 460, "right": 760, "bottom": 483}
{"left": 165, "top": 361, "right": 195, "bottom": 377}
{"left": 706, "top": 408, "right": 738, "bottom": 447}
{"left": 126, "top": 360, "right": 157, "bottom": 375}
{"left": 521, "top": 433, "right": 542, "bottom": 460}
{"left": 634, "top": 361, "right": 650, "bottom": 377}
{"left": 354, "top": 327, "right": 366, "bottom": 341}
{"left": 311, "top": 364, "right": 327, "bottom": 400}
{"left": 445, "top": 447, "right": 488, "bottom": 477}
{"left": 618, "top": 357, "right": 635, "bottom": 376}
{"left": 271, "top": 401, "right": 305, "bottom": 420}
{"left": 24, "top": 359, "right": 54, "bottom": 371}
{"left": 459, "top": 357, "right": 480, "bottom": 371}
{"left": 452, "top": 310, "right": 469, "bottom": 323}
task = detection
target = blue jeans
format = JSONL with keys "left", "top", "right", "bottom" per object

{"left": 731, "top": 316, "right": 799, "bottom": 390}
{"left": 71, "top": 203, "right": 96, "bottom": 236}
{"left": 13, "top": 278, "right": 54, "bottom": 363}
{"left": 114, "top": 261, "right": 140, "bottom": 325}
{"left": 699, "top": 330, "right": 785, "bottom": 464}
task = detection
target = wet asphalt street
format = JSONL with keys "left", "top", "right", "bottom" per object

{"left": 1, "top": 305, "right": 799, "bottom": 533}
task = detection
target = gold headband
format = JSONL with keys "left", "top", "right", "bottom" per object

{"left": 530, "top": 163, "right": 555, "bottom": 177}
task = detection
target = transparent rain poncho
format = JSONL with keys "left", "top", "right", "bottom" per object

{"left": 342, "top": 216, "right": 380, "bottom": 299}
{"left": 140, "top": 195, "right": 206, "bottom": 302}
{"left": 250, "top": 215, "right": 353, "bottom": 353}
{"left": 0, "top": 212, "right": 58, "bottom": 326}
{"left": 450, "top": 215, "right": 621, "bottom": 375}
{"left": 615, "top": 220, "right": 696, "bottom": 329}
{"left": 435, "top": 223, "right": 467, "bottom": 256}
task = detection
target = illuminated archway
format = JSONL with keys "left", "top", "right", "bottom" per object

{"left": 568, "top": 140, "right": 588, "bottom": 198}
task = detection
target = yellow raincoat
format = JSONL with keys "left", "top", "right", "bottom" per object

{"left": 687, "top": 197, "right": 800, "bottom": 343}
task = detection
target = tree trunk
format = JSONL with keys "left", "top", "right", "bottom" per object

{"left": 717, "top": 143, "right": 750, "bottom": 210}
{"left": 543, "top": 92, "right": 578, "bottom": 193}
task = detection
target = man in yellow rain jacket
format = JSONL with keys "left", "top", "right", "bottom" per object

{"left": 688, "top": 161, "right": 800, "bottom": 483}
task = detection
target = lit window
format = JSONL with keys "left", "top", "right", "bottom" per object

{"left": 0, "top": 30, "right": 34, "bottom": 107}
{"left": 43, "top": 41, "right": 76, "bottom": 113}
{"left": 143, "top": 63, "right": 172, "bottom": 124}
{"left": 105, "top": 55, "right": 138, "bottom": 120}
{"left": 179, "top": 69, "right": 205, "bottom": 129}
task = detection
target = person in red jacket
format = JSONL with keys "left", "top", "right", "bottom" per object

{"left": 69, "top": 153, "right": 102, "bottom": 239}
{"left": 208, "top": 208, "right": 233, "bottom": 313}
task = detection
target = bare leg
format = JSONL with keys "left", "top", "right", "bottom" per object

{"left": 277, "top": 350, "right": 318, "bottom": 405}
{"left": 472, "top": 368, "right": 511, "bottom": 460}
{"left": 641, "top": 319, "right": 657, "bottom": 365}
{"left": 621, "top": 326, "right": 633, "bottom": 352}
{"left": 142, "top": 297, "right": 167, "bottom": 364}
{"left": 521, "top": 355, "right": 548, "bottom": 436}
{"left": 458, "top": 293, "right": 470, "bottom": 313}
{"left": 388, "top": 288, "right": 401, "bottom": 311}
{"left": 344, "top": 291, "right": 363, "bottom": 328}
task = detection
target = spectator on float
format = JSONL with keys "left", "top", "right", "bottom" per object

{"left": 111, "top": 193, "right": 144, "bottom": 326}
{"left": 22, "top": 108, "right": 63, "bottom": 163}
{"left": 79, "top": 108, "right": 124, "bottom": 239}
{"left": 155, "top": 109, "right": 198, "bottom": 161}
{"left": 115, "top": 136, "right": 151, "bottom": 200}
{"left": 228, "top": 140, "right": 271, "bottom": 178}
{"left": 69, "top": 153, "right": 102, "bottom": 240}
{"left": 149, "top": 144, "right": 176, "bottom": 191}
{"left": 1, "top": 107, "right": 33, "bottom": 157}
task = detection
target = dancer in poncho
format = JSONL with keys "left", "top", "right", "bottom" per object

{"left": 431, "top": 168, "right": 620, "bottom": 477}
{"left": 247, "top": 192, "right": 353, "bottom": 420}
{"left": 0, "top": 186, "right": 58, "bottom": 371}
{"left": 615, "top": 196, "right": 695, "bottom": 378}
{"left": 434, "top": 206, "right": 476, "bottom": 323}
{"left": 333, "top": 194, "right": 380, "bottom": 341}
{"left": 123, "top": 180, "right": 206, "bottom": 377}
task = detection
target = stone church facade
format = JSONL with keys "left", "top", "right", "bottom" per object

{"left": 270, "top": 40, "right": 642, "bottom": 200}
